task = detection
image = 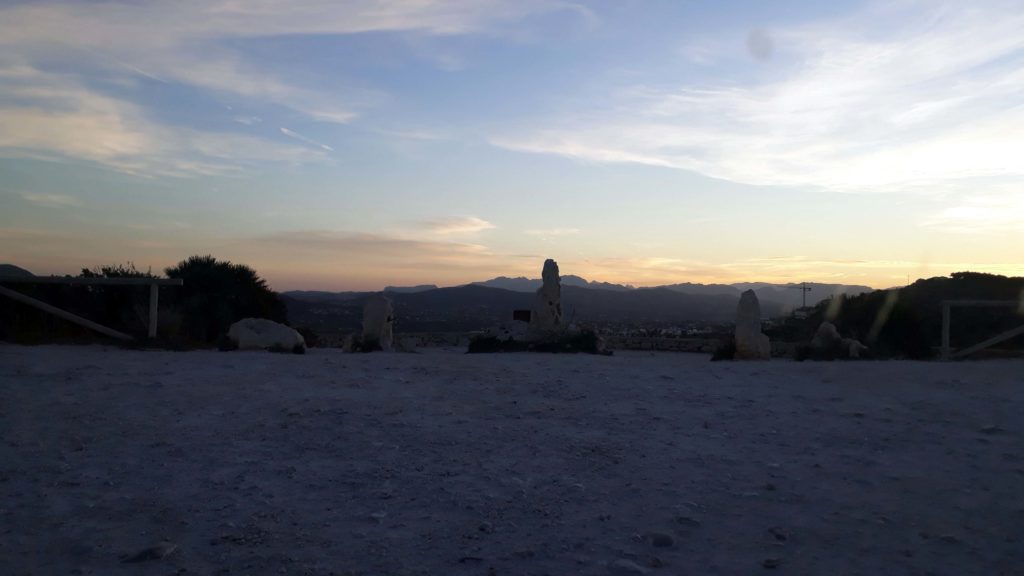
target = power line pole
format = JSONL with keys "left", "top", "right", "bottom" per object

{"left": 791, "top": 282, "right": 812, "bottom": 308}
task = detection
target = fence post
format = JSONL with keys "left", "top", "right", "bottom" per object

{"left": 941, "top": 301, "right": 951, "bottom": 360}
{"left": 148, "top": 283, "right": 159, "bottom": 339}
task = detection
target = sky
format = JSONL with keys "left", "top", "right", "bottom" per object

{"left": 1, "top": 0, "right": 1022, "bottom": 291}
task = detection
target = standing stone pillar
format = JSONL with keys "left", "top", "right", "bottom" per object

{"left": 734, "top": 289, "right": 770, "bottom": 359}
{"left": 362, "top": 293, "right": 394, "bottom": 351}
{"left": 529, "top": 259, "right": 563, "bottom": 337}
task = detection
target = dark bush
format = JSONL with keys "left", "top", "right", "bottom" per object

{"left": 267, "top": 343, "right": 306, "bottom": 355}
{"left": 295, "top": 327, "right": 320, "bottom": 348}
{"left": 350, "top": 334, "right": 383, "bottom": 353}
{"left": 531, "top": 330, "right": 608, "bottom": 354}
{"left": 467, "top": 336, "right": 528, "bottom": 353}
{"left": 164, "top": 255, "right": 288, "bottom": 344}
{"left": 710, "top": 337, "right": 736, "bottom": 361}
{"left": 468, "top": 330, "right": 609, "bottom": 355}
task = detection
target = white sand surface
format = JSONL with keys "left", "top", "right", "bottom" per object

{"left": 1, "top": 345, "right": 1023, "bottom": 575}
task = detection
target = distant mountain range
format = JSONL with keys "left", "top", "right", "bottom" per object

{"left": 282, "top": 275, "right": 873, "bottom": 333}
{"left": 1, "top": 262, "right": 871, "bottom": 333}
{"left": 384, "top": 284, "right": 438, "bottom": 294}
{"left": 469, "top": 276, "right": 871, "bottom": 312}
{"left": 471, "top": 275, "right": 634, "bottom": 292}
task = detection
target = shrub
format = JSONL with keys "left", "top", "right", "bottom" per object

{"left": 467, "top": 336, "right": 528, "bottom": 353}
{"left": 467, "top": 330, "right": 610, "bottom": 355}
{"left": 164, "top": 255, "right": 287, "bottom": 344}
{"left": 267, "top": 343, "right": 306, "bottom": 355}
{"left": 349, "top": 334, "right": 383, "bottom": 353}
{"left": 710, "top": 337, "right": 736, "bottom": 361}
{"left": 295, "top": 327, "right": 320, "bottom": 348}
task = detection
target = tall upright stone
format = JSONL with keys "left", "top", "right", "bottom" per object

{"left": 734, "top": 289, "right": 770, "bottom": 359}
{"left": 530, "top": 259, "right": 563, "bottom": 335}
{"left": 362, "top": 293, "right": 394, "bottom": 351}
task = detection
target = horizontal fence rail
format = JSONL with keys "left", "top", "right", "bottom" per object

{"left": 0, "top": 275, "right": 183, "bottom": 340}
{"left": 941, "top": 300, "right": 1023, "bottom": 360}
{"left": 0, "top": 276, "right": 183, "bottom": 286}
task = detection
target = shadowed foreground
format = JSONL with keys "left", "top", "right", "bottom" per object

{"left": 1, "top": 345, "right": 1023, "bottom": 575}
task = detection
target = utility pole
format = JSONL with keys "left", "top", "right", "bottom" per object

{"left": 791, "top": 282, "right": 812, "bottom": 308}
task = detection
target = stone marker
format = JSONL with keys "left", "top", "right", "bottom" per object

{"left": 530, "top": 259, "right": 563, "bottom": 335}
{"left": 362, "top": 293, "right": 394, "bottom": 351}
{"left": 734, "top": 289, "right": 770, "bottom": 359}
{"left": 227, "top": 318, "right": 305, "bottom": 352}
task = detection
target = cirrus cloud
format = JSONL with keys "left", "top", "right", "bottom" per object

{"left": 492, "top": 1, "right": 1024, "bottom": 195}
{"left": 421, "top": 216, "right": 496, "bottom": 235}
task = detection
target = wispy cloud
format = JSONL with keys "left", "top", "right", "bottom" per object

{"left": 0, "top": 1, "right": 581, "bottom": 172}
{"left": 920, "top": 190, "right": 1024, "bottom": 234}
{"left": 252, "top": 230, "right": 491, "bottom": 257}
{"left": 241, "top": 229, "right": 520, "bottom": 289}
{"left": 493, "top": 1, "right": 1024, "bottom": 194}
{"left": 421, "top": 216, "right": 496, "bottom": 235}
{"left": 525, "top": 227, "right": 581, "bottom": 238}
{"left": 20, "top": 192, "right": 81, "bottom": 208}
{"left": 280, "top": 127, "right": 334, "bottom": 152}
{"left": 572, "top": 253, "right": 1023, "bottom": 288}
{"left": 0, "top": 63, "right": 329, "bottom": 175}
{"left": 0, "top": 1, "right": 577, "bottom": 126}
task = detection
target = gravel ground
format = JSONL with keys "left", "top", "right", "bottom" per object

{"left": 1, "top": 344, "right": 1023, "bottom": 575}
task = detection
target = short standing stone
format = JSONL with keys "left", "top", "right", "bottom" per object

{"left": 362, "top": 293, "right": 395, "bottom": 351}
{"left": 227, "top": 318, "right": 305, "bottom": 352}
{"left": 734, "top": 289, "right": 770, "bottom": 359}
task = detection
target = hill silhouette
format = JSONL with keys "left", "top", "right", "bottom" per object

{"left": 788, "top": 272, "right": 1023, "bottom": 358}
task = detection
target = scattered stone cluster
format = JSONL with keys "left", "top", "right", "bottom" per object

{"left": 226, "top": 259, "right": 866, "bottom": 360}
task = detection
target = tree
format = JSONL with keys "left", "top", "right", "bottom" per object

{"left": 164, "top": 255, "right": 287, "bottom": 343}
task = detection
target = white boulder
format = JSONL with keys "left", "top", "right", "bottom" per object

{"left": 734, "top": 289, "right": 770, "bottom": 360}
{"left": 811, "top": 321, "right": 842, "bottom": 349}
{"left": 227, "top": 318, "right": 305, "bottom": 352}
{"left": 844, "top": 338, "right": 869, "bottom": 359}
{"left": 812, "top": 321, "right": 868, "bottom": 359}
{"left": 362, "top": 293, "right": 394, "bottom": 351}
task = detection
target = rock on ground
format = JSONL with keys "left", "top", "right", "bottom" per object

{"left": 227, "top": 318, "right": 305, "bottom": 352}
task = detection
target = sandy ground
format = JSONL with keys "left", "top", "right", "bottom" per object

{"left": 1, "top": 345, "right": 1023, "bottom": 576}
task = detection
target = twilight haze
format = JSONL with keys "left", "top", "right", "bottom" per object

{"left": 1, "top": 0, "right": 1021, "bottom": 291}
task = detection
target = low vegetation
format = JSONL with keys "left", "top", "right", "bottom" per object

{"left": 164, "top": 255, "right": 288, "bottom": 344}
{"left": 467, "top": 330, "right": 610, "bottom": 355}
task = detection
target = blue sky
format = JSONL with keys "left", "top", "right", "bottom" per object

{"left": 1, "top": 0, "right": 1021, "bottom": 290}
